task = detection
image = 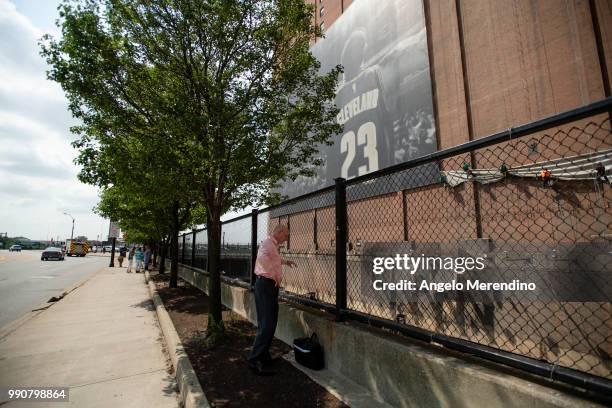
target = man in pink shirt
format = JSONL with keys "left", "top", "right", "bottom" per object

{"left": 248, "top": 224, "right": 297, "bottom": 375}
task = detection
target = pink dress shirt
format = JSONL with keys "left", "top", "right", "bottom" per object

{"left": 254, "top": 236, "right": 283, "bottom": 286}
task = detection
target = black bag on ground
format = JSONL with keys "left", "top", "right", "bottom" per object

{"left": 293, "top": 333, "right": 324, "bottom": 370}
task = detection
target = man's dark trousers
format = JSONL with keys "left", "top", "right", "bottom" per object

{"left": 248, "top": 276, "right": 279, "bottom": 363}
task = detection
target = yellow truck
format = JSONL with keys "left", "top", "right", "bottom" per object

{"left": 65, "top": 239, "right": 90, "bottom": 257}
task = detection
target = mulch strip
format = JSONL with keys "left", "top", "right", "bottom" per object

{"left": 151, "top": 272, "right": 347, "bottom": 408}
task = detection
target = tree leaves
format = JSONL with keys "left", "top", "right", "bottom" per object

{"left": 42, "top": 0, "right": 342, "bottom": 323}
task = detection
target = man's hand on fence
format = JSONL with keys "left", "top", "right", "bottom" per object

{"left": 283, "top": 260, "right": 297, "bottom": 268}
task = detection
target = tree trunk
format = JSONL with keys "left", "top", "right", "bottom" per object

{"left": 207, "top": 212, "right": 223, "bottom": 329}
{"left": 170, "top": 202, "right": 179, "bottom": 288}
{"left": 159, "top": 239, "right": 166, "bottom": 274}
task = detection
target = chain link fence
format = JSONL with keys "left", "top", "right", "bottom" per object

{"left": 342, "top": 114, "right": 611, "bottom": 381}
{"left": 264, "top": 189, "right": 338, "bottom": 306}
{"left": 170, "top": 99, "right": 611, "bottom": 392}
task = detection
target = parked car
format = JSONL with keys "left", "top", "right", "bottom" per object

{"left": 9, "top": 245, "right": 22, "bottom": 252}
{"left": 41, "top": 247, "right": 65, "bottom": 261}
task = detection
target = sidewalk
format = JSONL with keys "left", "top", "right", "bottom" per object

{"left": 0, "top": 266, "right": 178, "bottom": 407}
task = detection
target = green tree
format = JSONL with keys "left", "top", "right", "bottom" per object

{"left": 96, "top": 184, "right": 200, "bottom": 277}
{"left": 84, "top": 123, "right": 200, "bottom": 284}
{"left": 42, "top": 0, "right": 341, "bottom": 338}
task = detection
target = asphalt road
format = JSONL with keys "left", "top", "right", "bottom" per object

{"left": 0, "top": 250, "right": 109, "bottom": 330}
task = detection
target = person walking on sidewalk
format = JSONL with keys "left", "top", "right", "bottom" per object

{"left": 118, "top": 246, "right": 127, "bottom": 267}
{"left": 126, "top": 247, "right": 135, "bottom": 273}
{"left": 248, "top": 224, "right": 297, "bottom": 375}
{"left": 144, "top": 245, "right": 152, "bottom": 271}
{"left": 135, "top": 247, "right": 144, "bottom": 273}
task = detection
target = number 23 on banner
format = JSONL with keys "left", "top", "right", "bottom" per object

{"left": 341, "top": 121, "right": 379, "bottom": 179}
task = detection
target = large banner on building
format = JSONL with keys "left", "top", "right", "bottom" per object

{"left": 279, "top": 0, "right": 437, "bottom": 199}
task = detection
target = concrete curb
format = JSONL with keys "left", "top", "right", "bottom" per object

{"left": 145, "top": 271, "right": 210, "bottom": 408}
{"left": 0, "top": 309, "right": 46, "bottom": 342}
{"left": 32, "top": 267, "right": 100, "bottom": 310}
{"left": 0, "top": 264, "right": 107, "bottom": 342}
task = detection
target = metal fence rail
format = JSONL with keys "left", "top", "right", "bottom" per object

{"left": 171, "top": 98, "right": 612, "bottom": 395}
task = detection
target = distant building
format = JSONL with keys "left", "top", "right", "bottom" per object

{"left": 14, "top": 238, "right": 45, "bottom": 250}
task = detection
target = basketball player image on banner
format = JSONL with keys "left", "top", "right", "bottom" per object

{"left": 279, "top": 0, "right": 437, "bottom": 199}
{"left": 328, "top": 28, "right": 392, "bottom": 181}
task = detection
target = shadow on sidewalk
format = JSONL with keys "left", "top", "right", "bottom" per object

{"left": 130, "top": 299, "right": 155, "bottom": 312}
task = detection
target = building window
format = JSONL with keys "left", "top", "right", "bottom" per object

{"left": 319, "top": 7, "right": 324, "bottom": 17}
{"left": 319, "top": 21, "right": 325, "bottom": 32}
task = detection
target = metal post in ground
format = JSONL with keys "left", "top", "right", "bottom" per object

{"left": 181, "top": 234, "right": 186, "bottom": 264}
{"left": 335, "top": 178, "right": 347, "bottom": 321}
{"left": 109, "top": 237, "right": 116, "bottom": 267}
{"left": 191, "top": 229, "right": 196, "bottom": 267}
{"left": 250, "top": 208, "right": 258, "bottom": 288}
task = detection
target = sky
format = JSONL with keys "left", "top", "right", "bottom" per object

{"left": 0, "top": 0, "right": 110, "bottom": 241}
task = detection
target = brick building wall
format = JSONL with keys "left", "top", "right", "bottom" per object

{"left": 305, "top": 0, "right": 353, "bottom": 36}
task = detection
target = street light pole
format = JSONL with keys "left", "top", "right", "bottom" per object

{"left": 63, "top": 212, "right": 75, "bottom": 241}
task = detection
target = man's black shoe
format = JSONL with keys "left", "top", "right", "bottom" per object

{"left": 249, "top": 360, "right": 275, "bottom": 376}
{"left": 262, "top": 357, "right": 281, "bottom": 367}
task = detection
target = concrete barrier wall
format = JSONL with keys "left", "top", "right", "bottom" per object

{"left": 176, "top": 264, "right": 602, "bottom": 408}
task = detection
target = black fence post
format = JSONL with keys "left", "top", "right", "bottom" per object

{"left": 181, "top": 233, "right": 186, "bottom": 264}
{"left": 191, "top": 229, "right": 196, "bottom": 267}
{"left": 250, "top": 208, "right": 258, "bottom": 288}
{"left": 335, "top": 178, "right": 347, "bottom": 321}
